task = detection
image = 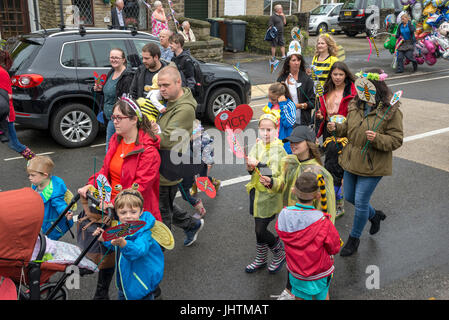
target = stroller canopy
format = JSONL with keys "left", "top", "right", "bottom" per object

{"left": 0, "top": 188, "right": 44, "bottom": 268}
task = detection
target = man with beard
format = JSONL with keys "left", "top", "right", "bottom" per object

{"left": 129, "top": 42, "right": 169, "bottom": 99}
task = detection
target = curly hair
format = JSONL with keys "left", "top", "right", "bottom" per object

{"left": 314, "top": 34, "right": 339, "bottom": 58}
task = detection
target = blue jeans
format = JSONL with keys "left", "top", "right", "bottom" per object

{"left": 105, "top": 120, "right": 116, "bottom": 152}
{"left": 343, "top": 171, "right": 382, "bottom": 239}
{"left": 7, "top": 122, "right": 26, "bottom": 153}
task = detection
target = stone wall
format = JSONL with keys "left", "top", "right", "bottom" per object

{"left": 184, "top": 37, "right": 224, "bottom": 62}
{"left": 301, "top": 0, "right": 321, "bottom": 13}
{"left": 38, "top": 0, "right": 59, "bottom": 29}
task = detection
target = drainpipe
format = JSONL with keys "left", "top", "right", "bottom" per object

{"left": 216, "top": 0, "right": 219, "bottom": 17}
{"left": 59, "top": 0, "right": 65, "bottom": 30}
{"left": 32, "top": 0, "right": 39, "bottom": 31}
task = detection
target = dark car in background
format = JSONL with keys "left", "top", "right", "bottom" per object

{"left": 339, "top": 0, "right": 402, "bottom": 37}
{"left": 9, "top": 28, "right": 251, "bottom": 148}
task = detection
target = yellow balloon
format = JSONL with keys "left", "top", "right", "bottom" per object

{"left": 423, "top": 3, "right": 437, "bottom": 16}
{"left": 422, "top": 20, "right": 432, "bottom": 32}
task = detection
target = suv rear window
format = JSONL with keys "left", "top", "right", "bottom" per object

{"left": 10, "top": 40, "right": 40, "bottom": 73}
{"left": 342, "top": 0, "right": 363, "bottom": 9}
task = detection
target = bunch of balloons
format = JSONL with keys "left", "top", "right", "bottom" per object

{"left": 384, "top": 0, "right": 449, "bottom": 65}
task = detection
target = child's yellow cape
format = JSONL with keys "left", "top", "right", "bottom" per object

{"left": 245, "top": 138, "right": 287, "bottom": 219}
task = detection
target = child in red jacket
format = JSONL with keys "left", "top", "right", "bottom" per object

{"left": 275, "top": 171, "right": 341, "bottom": 300}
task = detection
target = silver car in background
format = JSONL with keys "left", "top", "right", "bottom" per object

{"left": 308, "top": 3, "right": 343, "bottom": 35}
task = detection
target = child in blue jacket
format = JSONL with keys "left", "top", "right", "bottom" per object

{"left": 263, "top": 82, "right": 296, "bottom": 154}
{"left": 94, "top": 188, "right": 164, "bottom": 300}
{"left": 27, "top": 155, "right": 75, "bottom": 240}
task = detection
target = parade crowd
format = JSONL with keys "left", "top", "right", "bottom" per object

{"left": 0, "top": 2, "right": 406, "bottom": 301}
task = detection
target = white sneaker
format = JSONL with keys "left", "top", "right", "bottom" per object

{"left": 272, "top": 289, "right": 295, "bottom": 300}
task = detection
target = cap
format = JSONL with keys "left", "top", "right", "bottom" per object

{"left": 282, "top": 126, "right": 316, "bottom": 143}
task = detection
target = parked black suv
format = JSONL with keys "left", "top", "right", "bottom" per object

{"left": 339, "top": 0, "right": 402, "bottom": 37}
{"left": 9, "top": 28, "right": 251, "bottom": 147}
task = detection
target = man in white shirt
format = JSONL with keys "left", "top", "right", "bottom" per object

{"left": 111, "top": 0, "right": 126, "bottom": 30}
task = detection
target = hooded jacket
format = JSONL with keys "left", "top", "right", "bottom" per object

{"left": 88, "top": 129, "right": 162, "bottom": 221}
{"left": 157, "top": 87, "right": 197, "bottom": 186}
{"left": 172, "top": 49, "right": 196, "bottom": 90}
{"left": 103, "top": 211, "right": 164, "bottom": 300}
{"left": 334, "top": 99, "right": 403, "bottom": 177}
{"left": 271, "top": 156, "right": 336, "bottom": 223}
{"left": 245, "top": 138, "right": 287, "bottom": 218}
{"left": 33, "top": 175, "right": 74, "bottom": 240}
{"left": 276, "top": 204, "right": 341, "bottom": 281}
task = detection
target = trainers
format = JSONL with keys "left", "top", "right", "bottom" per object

{"left": 184, "top": 218, "right": 204, "bottom": 246}
{"left": 276, "top": 289, "right": 295, "bottom": 300}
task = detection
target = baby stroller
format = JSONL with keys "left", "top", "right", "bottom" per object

{"left": 0, "top": 187, "right": 110, "bottom": 300}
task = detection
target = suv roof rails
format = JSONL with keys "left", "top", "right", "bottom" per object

{"left": 46, "top": 28, "right": 154, "bottom": 38}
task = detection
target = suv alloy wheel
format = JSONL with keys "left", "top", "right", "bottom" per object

{"left": 50, "top": 103, "right": 99, "bottom": 148}
{"left": 206, "top": 87, "right": 241, "bottom": 123}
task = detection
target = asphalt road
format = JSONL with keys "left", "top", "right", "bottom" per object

{"left": 1, "top": 44, "right": 449, "bottom": 301}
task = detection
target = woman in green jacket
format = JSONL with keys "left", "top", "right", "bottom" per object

{"left": 327, "top": 68, "right": 403, "bottom": 257}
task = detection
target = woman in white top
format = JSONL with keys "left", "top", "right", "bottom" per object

{"left": 179, "top": 21, "right": 196, "bottom": 42}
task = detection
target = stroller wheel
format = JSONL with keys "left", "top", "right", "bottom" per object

{"left": 39, "top": 283, "right": 69, "bottom": 300}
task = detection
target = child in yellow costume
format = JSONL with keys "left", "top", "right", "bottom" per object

{"left": 136, "top": 73, "right": 167, "bottom": 122}
{"left": 245, "top": 113, "right": 288, "bottom": 274}
{"left": 271, "top": 125, "right": 336, "bottom": 223}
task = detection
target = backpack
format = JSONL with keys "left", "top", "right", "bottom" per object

{"left": 264, "top": 26, "right": 278, "bottom": 41}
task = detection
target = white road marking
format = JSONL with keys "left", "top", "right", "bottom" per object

{"left": 3, "top": 151, "right": 54, "bottom": 161}
{"left": 403, "top": 127, "right": 449, "bottom": 143}
{"left": 90, "top": 143, "right": 106, "bottom": 148}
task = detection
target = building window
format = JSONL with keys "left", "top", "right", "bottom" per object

{"left": 72, "top": 0, "right": 94, "bottom": 26}
{"left": 263, "top": 0, "right": 300, "bottom": 15}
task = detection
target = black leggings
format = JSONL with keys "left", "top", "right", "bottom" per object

{"left": 249, "top": 188, "right": 277, "bottom": 247}
{"left": 254, "top": 217, "right": 276, "bottom": 247}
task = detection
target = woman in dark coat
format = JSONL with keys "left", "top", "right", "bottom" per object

{"left": 277, "top": 53, "right": 315, "bottom": 127}
{"left": 94, "top": 48, "right": 134, "bottom": 150}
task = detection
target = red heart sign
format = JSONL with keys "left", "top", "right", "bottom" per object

{"left": 214, "top": 104, "right": 253, "bottom": 132}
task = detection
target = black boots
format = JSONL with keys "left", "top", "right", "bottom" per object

{"left": 369, "top": 210, "right": 386, "bottom": 235}
{"left": 340, "top": 236, "right": 360, "bottom": 257}
{"left": 412, "top": 61, "right": 418, "bottom": 72}
{"left": 93, "top": 268, "right": 115, "bottom": 300}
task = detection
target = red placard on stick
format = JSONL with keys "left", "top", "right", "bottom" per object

{"left": 195, "top": 177, "right": 216, "bottom": 198}
{"left": 214, "top": 104, "right": 253, "bottom": 132}
{"left": 102, "top": 220, "right": 146, "bottom": 242}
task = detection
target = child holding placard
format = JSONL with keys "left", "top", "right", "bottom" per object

{"left": 245, "top": 113, "right": 287, "bottom": 274}
{"left": 94, "top": 188, "right": 164, "bottom": 300}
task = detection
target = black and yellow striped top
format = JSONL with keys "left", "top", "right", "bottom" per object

{"left": 311, "top": 55, "right": 339, "bottom": 87}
